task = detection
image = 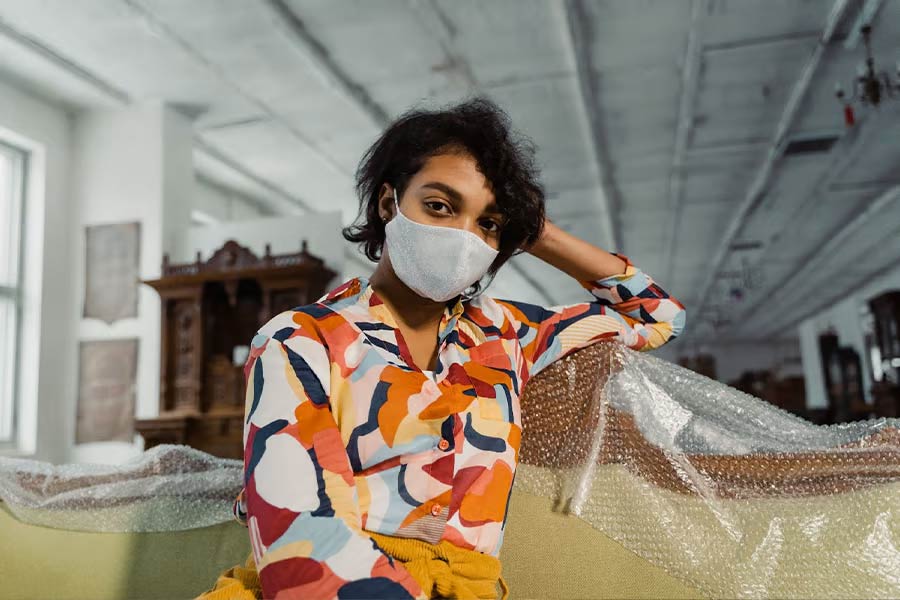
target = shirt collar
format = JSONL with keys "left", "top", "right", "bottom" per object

{"left": 335, "top": 275, "right": 466, "bottom": 331}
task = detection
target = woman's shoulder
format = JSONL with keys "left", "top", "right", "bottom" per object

{"left": 476, "top": 293, "right": 551, "bottom": 324}
{"left": 465, "top": 293, "right": 553, "bottom": 336}
{"left": 255, "top": 303, "right": 334, "bottom": 344}
{"left": 255, "top": 277, "right": 358, "bottom": 341}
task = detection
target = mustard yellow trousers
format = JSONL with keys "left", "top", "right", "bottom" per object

{"left": 196, "top": 531, "right": 509, "bottom": 600}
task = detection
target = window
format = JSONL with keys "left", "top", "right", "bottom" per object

{"left": 0, "top": 141, "right": 26, "bottom": 445}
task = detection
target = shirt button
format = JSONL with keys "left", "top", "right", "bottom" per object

{"left": 430, "top": 503, "right": 443, "bottom": 517}
{"left": 438, "top": 439, "right": 450, "bottom": 451}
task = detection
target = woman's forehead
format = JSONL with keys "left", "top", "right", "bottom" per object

{"left": 412, "top": 154, "right": 496, "bottom": 208}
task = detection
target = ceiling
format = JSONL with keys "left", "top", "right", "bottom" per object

{"left": 0, "top": 0, "right": 898, "bottom": 345}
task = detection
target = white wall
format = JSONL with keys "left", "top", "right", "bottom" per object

{"left": 69, "top": 103, "right": 194, "bottom": 465}
{"left": 0, "top": 78, "right": 74, "bottom": 463}
{"left": 798, "top": 262, "right": 900, "bottom": 409}
{"left": 0, "top": 78, "right": 352, "bottom": 465}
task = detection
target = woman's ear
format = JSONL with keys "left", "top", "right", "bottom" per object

{"left": 378, "top": 184, "right": 394, "bottom": 223}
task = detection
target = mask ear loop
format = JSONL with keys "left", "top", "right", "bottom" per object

{"left": 391, "top": 186, "right": 403, "bottom": 221}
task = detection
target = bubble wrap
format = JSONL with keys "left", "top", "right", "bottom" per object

{"left": 1, "top": 342, "right": 898, "bottom": 598}
{"left": 516, "top": 341, "right": 900, "bottom": 599}
{"left": 0, "top": 444, "right": 242, "bottom": 532}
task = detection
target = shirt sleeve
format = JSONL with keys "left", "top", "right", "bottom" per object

{"left": 238, "top": 311, "right": 424, "bottom": 599}
{"left": 493, "top": 254, "right": 686, "bottom": 378}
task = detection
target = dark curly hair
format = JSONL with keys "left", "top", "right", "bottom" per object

{"left": 342, "top": 96, "right": 546, "bottom": 298}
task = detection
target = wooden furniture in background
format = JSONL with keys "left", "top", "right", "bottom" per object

{"left": 677, "top": 353, "right": 717, "bottom": 380}
{"left": 869, "top": 291, "right": 900, "bottom": 417}
{"left": 135, "top": 240, "right": 336, "bottom": 459}
{"left": 818, "top": 332, "right": 869, "bottom": 423}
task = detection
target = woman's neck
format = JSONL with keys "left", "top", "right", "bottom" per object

{"left": 368, "top": 260, "right": 446, "bottom": 331}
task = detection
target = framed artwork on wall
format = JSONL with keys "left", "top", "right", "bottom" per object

{"left": 76, "top": 338, "right": 138, "bottom": 444}
{"left": 83, "top": 221, "right": 141, "bottom": 324}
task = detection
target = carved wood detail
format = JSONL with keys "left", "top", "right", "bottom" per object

{"left": 136, "top": 239, "right": 336, "bottom": 458}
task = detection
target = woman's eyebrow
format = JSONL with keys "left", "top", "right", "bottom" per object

{"left": 421, "top": 181, "right": 463, "bottom": 202}
{"left": 421, "top": 181, "right": 503, "bottom": 216}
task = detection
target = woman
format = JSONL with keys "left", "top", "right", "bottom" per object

{"left": 209, "top": 97, "right": 685, "bottom": 599}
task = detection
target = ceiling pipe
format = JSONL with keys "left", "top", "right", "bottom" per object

{"left": 843, "top": 0, "right": 885, "bottom": 49}
{"left": 703, "top": 31, "right": 822, "bottom": 54}
{"left": 664, "top": 0, "right": 708, "bottom": 283}
{"left": 687, "top": 0, "right": 854, "bottom": 340}
{"left": 261, "top": 0, "right": 390, "bottom": 129}
{"left": 560, "top": 0, "right": 620, "bottom": 252}
{"left": 407, "top": 0, "right": 479, "bottom": 92}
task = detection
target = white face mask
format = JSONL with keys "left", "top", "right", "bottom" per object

{"left": 384, "top": 188, "right": 499, "bottom": 302}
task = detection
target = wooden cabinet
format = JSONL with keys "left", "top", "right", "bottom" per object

{"left": 135, "top": 240, "right": 336, "bottom": 458}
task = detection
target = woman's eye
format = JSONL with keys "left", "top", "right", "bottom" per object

{"left": 425, "top": 201, "right": 448, "bottom": 212}
{"left": 481, "top": 220, "right": 502, "bottom": 233}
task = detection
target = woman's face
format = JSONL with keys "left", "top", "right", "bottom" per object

{"left": 379, "top": 152, "right": 505, "bottom": 250}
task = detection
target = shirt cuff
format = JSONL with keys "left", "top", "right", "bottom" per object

{"left": 577, "top": 253, "right": 637, "bottom": 291}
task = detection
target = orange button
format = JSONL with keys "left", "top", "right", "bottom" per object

{"left": 430, "top": 503, "right": 443, "bottom": 517}
{"left": 438, "top": 439, "right": 450, "bottom": 451}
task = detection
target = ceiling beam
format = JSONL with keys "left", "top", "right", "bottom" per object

{"left": 685, "top": 139, "right": 769, "bottom": 158}
{"left": 194, "top": 138, "right": 311, "bottom": 214}
{"left": 560, "top": 0, "right": 620, "bottom": 252}
{"left": 195, "top": 173, "right": 277, "bottom": 217}
{"left": 748, "top": 187, "right": 900, "bottom": 339}
{"left": 0, "top": 15, "right": 130, "bottom": 106}
{"left": 686, "top": 0, "right": 853, "bottom": 341}
{"left": 124, "top": 0, "right": 351, "bottom": 179}
{"left": 664, "top": 0, "right": 708, "bottom": 283}
{"left": 407, "top": 0, "right": 478, "bottom": 92}
{"left": 748, "top": 185, "right": 900, "bottom": 339}
{"left": 261, "top": 0, "right": 389, "bottom": 128}
{"left": 0, "top": 7, "right": 311, "bottom": 218}
{"left": 828, "top": 178, "right": 900, "bottom": 192}
{"left": 718, "top": 102, "right": 900, "bottom": 335}
{"left": 703, "top": 31, "right": 822, "bottom": 54}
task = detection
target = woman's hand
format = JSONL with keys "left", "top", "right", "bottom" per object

{"left": 524, "top": 217, "right": 628, "bottom": 282}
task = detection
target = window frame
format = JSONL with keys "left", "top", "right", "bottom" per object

{"left": 0, "top": 139, "right": 28, "bottom": 448}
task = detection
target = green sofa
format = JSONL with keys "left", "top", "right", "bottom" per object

{"left": 1, "top": 491, "right": 705, "bottom": 600}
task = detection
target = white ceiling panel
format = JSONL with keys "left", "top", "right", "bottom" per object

{"left": 0, "top": 0, "right": 897, "bottom": 341}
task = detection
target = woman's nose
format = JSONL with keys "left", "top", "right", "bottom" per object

{"left": 456, "top": 218, "right": 484, "bottom": 239}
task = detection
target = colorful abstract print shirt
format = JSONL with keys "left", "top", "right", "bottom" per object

{"left": 235, "top": 254, "right": 685, "bottom": 598}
